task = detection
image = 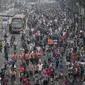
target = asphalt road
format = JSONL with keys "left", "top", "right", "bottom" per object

{"left": 0, "top": 5, "right": 84, "bottom": 85}
{"left": 4, "top": 19, "right": 84, "bottom": 85}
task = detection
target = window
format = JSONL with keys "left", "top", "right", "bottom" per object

{"left": 12, "top": 21, "right": 23, "bottom": 28}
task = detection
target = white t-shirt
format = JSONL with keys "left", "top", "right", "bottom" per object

{"left": 36, "top": 47, "right": 41, "bottom": 52}
{"left": 38, "top": 64, "right": 43, "bottom": 71}
{"left": 63, "top": 31, "right": 66, "bottom": 36}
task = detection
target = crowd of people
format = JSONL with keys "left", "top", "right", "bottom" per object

{"left": 0, "top": 2, "right": 85, "bottom": 85}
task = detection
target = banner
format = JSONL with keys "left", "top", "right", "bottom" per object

{"left": 48, "top": 39, "right": 54, "bottom": 44}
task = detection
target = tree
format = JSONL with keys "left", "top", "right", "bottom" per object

{"left": 78, "top": 0, "right": 85, "bottom": 8}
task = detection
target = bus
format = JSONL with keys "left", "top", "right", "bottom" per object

{"left": 9, "top": 14, "right": 26, "bottom": 33}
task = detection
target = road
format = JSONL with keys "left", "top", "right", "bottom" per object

{"left": 0, "top": 2, "right": 84, "bottom": 85}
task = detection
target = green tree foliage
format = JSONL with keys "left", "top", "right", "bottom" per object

{"left": 78, "top": 0, "right": 85, "bottom": 8}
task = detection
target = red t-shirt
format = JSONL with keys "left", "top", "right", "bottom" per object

{"left": 48, "top": 67, "right": 54, "bottom": 75}
{"left": 22, "top": 77, "right": 29, "bottom": 83}
{"left": 23, "top": 54, "right": 28, "bottom": 60}
{"left": 19, "top": 67, "right": 24, "bottom": 73}
{"left": 72, "top": 56, "right": 78, "bottom": 62}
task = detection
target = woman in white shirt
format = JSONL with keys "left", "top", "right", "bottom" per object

{"left": 38, "top": 62, "right": 43, "bottom": 73}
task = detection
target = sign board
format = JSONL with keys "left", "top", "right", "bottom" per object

{"left": 2, "top": 17, "right": 8, "bottom": 21}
